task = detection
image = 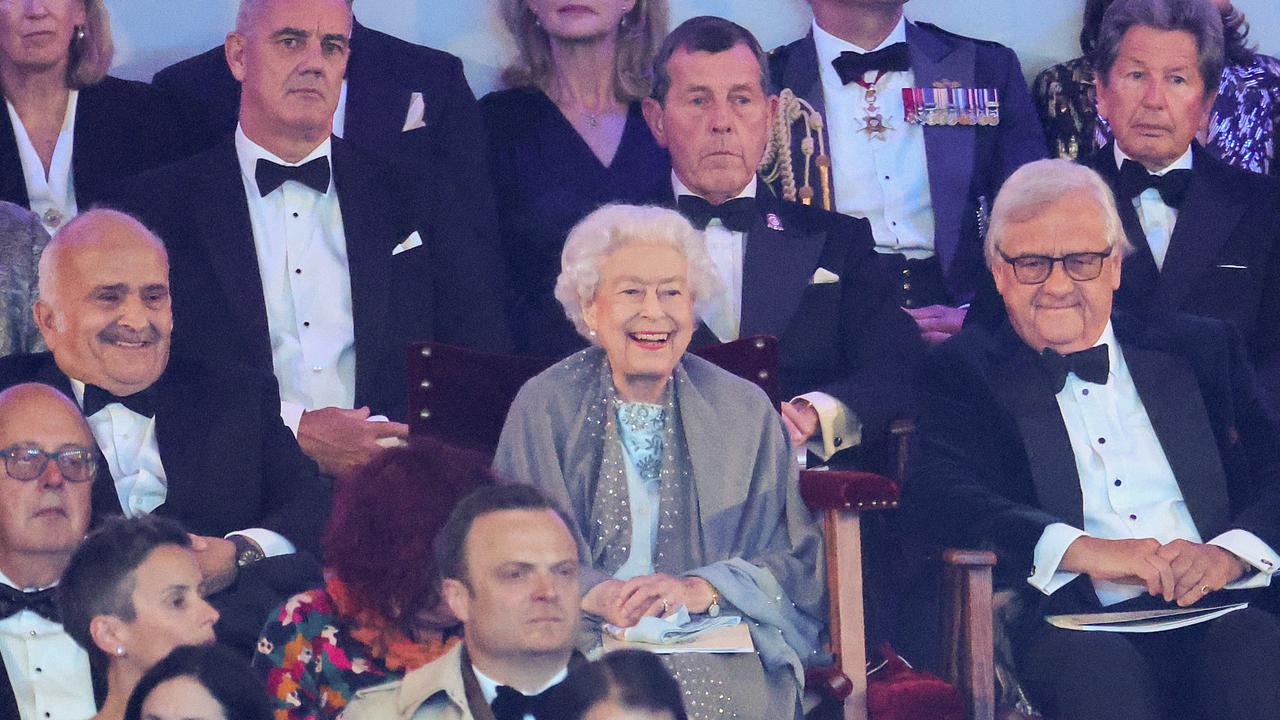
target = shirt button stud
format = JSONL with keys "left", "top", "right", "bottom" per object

{"left": 1082, "top": 388, "right": 1090, "bottom": 396}
{"left": 1129, "top": 514, "right": 1138, "bottom": 520}
{"left": 312, "top": 366, "right": 322, "bottom": 373}
{"left": 1114, "top": 479, "right": 1122, "bottom": 486}
{"left": 1098, "top": 437, "right": 1106, "bottom": 444}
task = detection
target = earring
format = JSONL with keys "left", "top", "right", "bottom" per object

{"left": 114, "top": 646, "right": 125, "bottom": 657}
{"left": 73, "top": 25, "right": 85, "bottom": 43}
{"left": 588, "top": 328, "right": 597, "bottom": 338}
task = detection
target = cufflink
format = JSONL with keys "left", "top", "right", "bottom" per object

{"left": 834, "top": 437, "right": 843, "bottom": 448}
{"left": 1028, "top": 565, "right": 1036, "bottom": 578}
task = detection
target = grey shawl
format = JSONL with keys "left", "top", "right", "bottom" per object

{"left": 494, "top": 348, "right": 827, "bottom": 689}
{"left": 0, "top": 202, "right": 47, "bottom": 357}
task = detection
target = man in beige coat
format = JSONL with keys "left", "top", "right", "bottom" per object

{"left": 346, "top": 485, "right": 582, "bottom": 720}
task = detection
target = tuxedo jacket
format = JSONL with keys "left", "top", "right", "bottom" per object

{"left": 905, "top": 312, "right": 1280, "bottom": 614}
{"left": 1088, "top": 141, "right": 1280, "bottom": 401}
{"left": 667, "top": 185, "right": 925, "bottom": 438}
{"left": 107, "top": 135, "right": 511, "bottom": 421}
{"left": 0, "top": 643, "right": 104, "bottom": 720}
{"left": 151, "top": 20, "right": 492, "bottom": 212}
{"left": 0, "top": 352, "right": 328, "bottom": 556}
{"left": 0, "top": 76, "right": 181, "bottom": 209}
{"left": 768, "top": 21, "right": 1047, "bottom": 305}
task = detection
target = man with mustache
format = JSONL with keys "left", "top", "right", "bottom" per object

{"left": 1082, "top": 0, "right": 1280, "bottom": 409}
{"left": 112, "top": 0, "right": 511, "bottom": 478}
{"left": 346, "top": 484, "right": 584, "bottom": 720}
{"left": 0, "top": 383, "right": 101, "bottom": 720}
{"left": 0, "top": 208, "right": 328, "bottom": 653}
{"left": 643, "top": 16, "right": 923, "bottom": 469}
{"left": 906, "top": 159, "right": 1280, "bottom": 720}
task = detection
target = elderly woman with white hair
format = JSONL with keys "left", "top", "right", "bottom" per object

{"left": 0, "top": 0, "right": 179, "bottom": 235}
{"left": 494, "top": 204, "right": 825, "bottom": 720}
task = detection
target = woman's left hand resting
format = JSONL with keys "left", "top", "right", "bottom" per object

{"left": 620, "top": 573, "right": 717, "bottom": 620}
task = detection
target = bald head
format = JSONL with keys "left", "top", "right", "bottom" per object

{"left": 33, "top": 209, "right": 173, "bottom": 397}
{"left": 235, "top": 0, "right": 354, "bottom": 34}
{"left": 0, "top": 383, "right": 95, "bottom": 586}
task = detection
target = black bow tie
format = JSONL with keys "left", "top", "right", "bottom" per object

{"left": 255, "top": 156, "right": 331, "bottom": 196}
{"left": 1117, "top": 159, "right": 1192, "bottom": 209}
{"left": 491, "top": 684, "right": 555, "bottom": 720}
{"left": 83, "top": 383, "right": 157, "bottom": 418}
{"left": 1040, "top": 345, "right": 1110, "bottom": 393}
{"left": 677, "top": 195, "right": 756, "bottom": 233}
{"left": 0, "top": 584, "right": 59, "bottom": 622}
{"left": 833, "top": 42, "right": 911, "bottom": 84}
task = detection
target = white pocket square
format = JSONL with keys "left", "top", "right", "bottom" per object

{"left": 402, "top": 92, "right": 426, "bottom": 132}
{"left": 392, "top": 231, "right": 423, "bottom": 256}
{"left": 1217, "top": 263, "right": 1248, "bottom": 270}
{"left": 810, "top": 267, "right": 840, "bottom": 284}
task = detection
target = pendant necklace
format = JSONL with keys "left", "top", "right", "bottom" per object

{"left": 852, "top": 70, "right": 895, "bottom": 140}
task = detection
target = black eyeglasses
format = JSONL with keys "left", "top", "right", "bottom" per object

{"left": 0, "top": 444, "right": 97, "bottom": 483}
{"left": 998, "top": 246, "right": 1114, "bottom": 284}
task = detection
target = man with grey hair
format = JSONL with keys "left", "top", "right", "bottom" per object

{"left": 1085, "top": 0, "right": 1280, "bottom": 409}
{"left": 907, "top": 158, "right": 1280, "bottom": 719}
{"left": 112, "top": 0, "right": 510, "bottom": 478}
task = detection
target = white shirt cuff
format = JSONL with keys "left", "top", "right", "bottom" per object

{"left": 794, "top": 392, "right": 861, "bottom": 461}
{"left": 1029, "top": 523, "right": 1088, "bottom": 596}
{"left": 225, "top": 528, "right": 295, "bottom": 558}
{"left": 1210, "top": 529, "right": 1280, "bottom": 590}
{"left": 280, "top": 401, "right": 306, "bottom": 437}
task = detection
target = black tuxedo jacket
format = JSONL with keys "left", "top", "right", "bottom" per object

{"left": 0, "top": 642, "right": 104, "bottom": 719}
{"left": 768, "top": 21, "right": 1047, "bottom": 305}
{"left": 151, "top": 21, "right": 490, "bottom": 203}
{"left": 107, "top": 136, "right": 511, "bottom": 421}
{"left": 1088, "top": 142, "right": 1280, "bottom": 401}
{"left": 0, "top": 353, "right": 328, "bottom": 556}
{"left": 668, "top": 185, "right": 925, "bottom": 438}
{"left": 905, "top": 312, "right": 1280, "bottom": 613}
{"left": 0, "top": 76, "right": 181, "bottom": 209}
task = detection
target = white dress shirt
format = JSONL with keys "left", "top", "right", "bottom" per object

{"left": 68, "top": 379, "right": 294, "bottom": 558}
{"left": 235, "top": 126, "right": 357, "bottom": 434}
{"left": 472, "top": 662, "right": 567, "bottom": 720}
{"left": 672, "top": 176, "right": 859, "bottom": 460}
{"left": 332, "top": 80, "right": 348, "bottom": 140}
{"left": 0, "top": 568, "right": 95, "bottom": 720}
{"left": 613, "top": 440, "right": 661, "bottom": 581}
{"left": 1114, "top": 143, "right": 1193, "bottom": 271}
{"left": 6, "top": 91, "right": 78, "bottom": 236}
{"left": 812, "top": 18, "right": 936, "bottom": 258}
{"left": 1029, "top": 323, "right": 1280, "bottom": 606}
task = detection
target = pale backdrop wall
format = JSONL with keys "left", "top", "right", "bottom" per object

{"left": 110, "top": 1, "right": 1279, "bottom": 93}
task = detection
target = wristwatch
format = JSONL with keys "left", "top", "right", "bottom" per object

{"left": 229, "top": 535, "right": 265, "bottom": 568}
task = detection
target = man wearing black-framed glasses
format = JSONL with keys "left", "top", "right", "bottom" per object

{"left": 0, "top": 383, "right": 102, "bottom": 720}
{"left": 906, "top": 158, "right": 1280, "bottom": 720}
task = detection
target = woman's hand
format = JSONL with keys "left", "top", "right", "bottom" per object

{"left": 618, "top": 573, "right": 717, "bottom": 617}
{"left": 582, "top": 578, "right": 660, "bottom": 628}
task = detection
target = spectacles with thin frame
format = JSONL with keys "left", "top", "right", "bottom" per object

{"left": 997, "top": 246, "right": 1114, "bottom": 284}
{"left": 0, "top": 444, "right": 98, "bottom": 483}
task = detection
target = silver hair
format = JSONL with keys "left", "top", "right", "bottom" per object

{"left": 555, "top": 204, "right": 723, "bottom": 341}
{"left": 1094, "top": 0, "right": 1225, "bottom": 99}
{"left": 985, "top": 159, "right": 1132, "bottom": 266}
{"left": 236, "top": 0, "right": 353, "bottom": 34}
{"left": 37, "top": 209, "right": 166, "bottom": 306}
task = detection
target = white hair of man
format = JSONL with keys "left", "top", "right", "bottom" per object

{"left": 984, "top": 158, "right": 1133, "bottom": 267}
{"left": 236, "top": 0, "right": 354, "bottom": 34}
{"left": 555, "top": 204, "right": 724, "bottom": 341}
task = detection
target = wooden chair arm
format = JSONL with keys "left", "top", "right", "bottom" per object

{"left": 798, "top": 470, "right": 900, "bottom": 513}
{"left": 942, "top": 549, "right": 997, "bottom": 720}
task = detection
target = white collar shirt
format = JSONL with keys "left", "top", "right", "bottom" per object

{"left": 812, "top": 17, "right": 935, "bottom": 258}
{"left": 6, "top": 91, "right": 78, "bottom": 236}
{"left": 1027, "top": 323, "right": 1280, "bottom": 607}
{"left": 235, "top": 126, "right": 356, "bottom": 433}
{"left": 472, "top": 662, "right": 568, "bottom": 720}
{"left": 0, "top": 567, "right": 94, "bottom": 720}
{"left": 672, "top": 173, "right": 754, "bottom": 343}
{"left": 1114, "top": 143, "right": 1193, "bottom": 271}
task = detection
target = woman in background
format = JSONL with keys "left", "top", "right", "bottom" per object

{"left": 124, "top": 645, "right": 272, "bottom": 720}
{"left": 559, "top": 649, "right": 687, "bottom": 720}
{"left": 484, "top": 0, "right": 671, "bottom": 359}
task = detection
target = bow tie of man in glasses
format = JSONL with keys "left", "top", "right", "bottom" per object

{"left": 905, "top": 158, "right": 1280, "bottom": 720}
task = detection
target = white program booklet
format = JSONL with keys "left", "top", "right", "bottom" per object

{"left": 1046, "top": 602, "right": 1249, "bottom": 633}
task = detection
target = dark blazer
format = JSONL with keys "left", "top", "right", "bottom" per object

{"left": 1088, "top": 141, "right": 1280, "bottom": 402}
{"left": 151, "top": 20, "right": 490, "bottom": 194}
{"left": 106, "top": 136, "right": 511, "bottom": 422}
{"left": 0, "top": 352, "right": 329, "bottom": 556}
{"left": 666, "top": 185, "right": 925, "bottom": 439}
{"left": 768, "top": 21, "right": 1047, "bottom": 305}
{"left": 0, "top": 76, "right": 181, "bottom": 209}
{"left": 0, "top": 645, "right": 104, "bottom": 720}
{"left": 905, "top": 312, "right": 1280, "bottom": 614}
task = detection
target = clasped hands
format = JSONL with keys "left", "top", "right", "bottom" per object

{"left": 582, "top": 573, "right": 717, "bottom": 629}
{"left": 1062, "top": 536, "right": 1251, "bottom": 607}
{"left": 298, "top": 406, "right": 409, "bottom": 477}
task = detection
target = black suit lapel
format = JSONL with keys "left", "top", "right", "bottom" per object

{"left": 1157, "top": 148, "right": 1244, "bottom": 311}
{"left": 0, "top": 107, "right": 29, "bottom": 206}
{"left": 0, "top": 654, "right": 16, "bottom": 720}
{"left": 342, "top": 22, "right": 410, "bottom": 154}
{"left": 1092, "top": 145, "right": 1160, "bottom": 307}
{"left": 1118, "top": 323, "right": 1231, "bottom": 537}
{"left": 990, "top": 335, "right": 1085, "bottom": 528}
{"left": 740, "top": 198, "right": 824, "bottom": 338}
{"left": 149, "top": 369, "right": 206, "bottom": 524}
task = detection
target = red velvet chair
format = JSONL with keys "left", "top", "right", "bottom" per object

{"left": 405, "top": 338, "right": 995, "bottom": 720}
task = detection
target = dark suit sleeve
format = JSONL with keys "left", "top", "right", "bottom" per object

{"left": 1249, "top": 184, "right": 1280, "bottom": 410}
{"left": 991, "top": 45, "right": 1049, "bottom": 182}
{"left": 250, "top": 371, "right": 330, "bottom": 557}
{"left": 1222, "top": 324, "right": 1280, "bottom": 552}
{"left": 903, "top": 343, "right": 1063, "bottom": 575}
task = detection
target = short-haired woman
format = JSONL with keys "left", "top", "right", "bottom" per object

{"left": 483, "top": 0, "right": 673, "bottom": 359}
{"left": 59, "top": 516, "right": 220, "bottom": 720}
